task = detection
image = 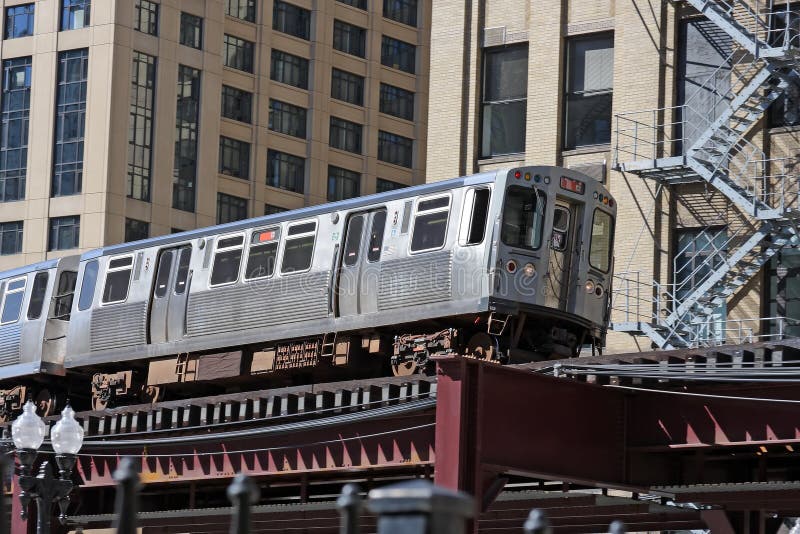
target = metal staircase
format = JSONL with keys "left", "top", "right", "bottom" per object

{"left": 612, "top": 0, "right": 800, "bottom": 349}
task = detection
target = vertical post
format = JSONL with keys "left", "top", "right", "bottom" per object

{"left": 367, "top": 480, "right": 474, "bottom": 534}
{"left": 523, "top": 509, "right": 551, "bottom": 533}
{"left": 227, "top": 474, "right": 259, "bottom": 534}
{"left": 337, "top": 484, "right": 361, "bottom": 534}
{"left": 111, "top": 458, "right": 140, "bottom": 534}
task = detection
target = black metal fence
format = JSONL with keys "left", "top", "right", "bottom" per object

{"left": 96, "top": 458, "right": 628, "bottom": 534}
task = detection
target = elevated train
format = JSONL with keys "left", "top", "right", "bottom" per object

{"left": 0, "top": 166, "right": 615, "bottom": 415}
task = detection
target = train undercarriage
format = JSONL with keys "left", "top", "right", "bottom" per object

{"left": 0, "top": 309, "right": 601, "bottom": 420}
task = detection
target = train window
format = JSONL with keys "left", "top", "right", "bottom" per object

{"left": 589, "top": 209, "right": 614, "bottom": 273}
{"left": 411, "top": 196, "right": 450, "bottom": 252}
{"left": 501, "top": 186, "right": 546, "bottom": 250}
{"left": 174, "top": 247, "right": 192, "bottom": 294}
{"left": 78, "top": 260, "right": 99, "bottom": 311}
{"left": 53, "top": 271, "right": 77, "bottom": 320}
{"left": 27, "top": 272, "right": 49, "bottom": 320}
{"left": 210, "top": 235, "right": 245, "bottom": 286}
{"left": 154, "top": 251, "right": 174, "bottom": 298}
{"left": 0, "top": 277, "right": 26, "bottom": 324}
{"left": 245, "top": 229, "right": 280, "bottom": 281}
{"left": 553, "top": 207, "right": 570, "bottom": 232}
{"left": 465, "top": 189, "right": 491, "bottom": 245}
{"left": 281, "top": 222, "right": 316, "bottom": 274}
{"left": 102, "top": 255, "right": 134, "bottom": 304}
{"left": 367, "top": 210, "right": 387, "bottom": 262}
{"left": 344, "top": 215, "right": 365, "bottom": 267}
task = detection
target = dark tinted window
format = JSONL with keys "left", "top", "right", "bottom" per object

{"left": 273, "top": 0, "right": 310, "bottom": 39}
{"left": 501, "top": 186, "right": 546, "bottom": 250}
{"left": 27, "top": 272, "right": 48, "bottom": 319}
{"left": 288, "top": 222, "right": 316, "bottom": 235}
{"left": 590, "top": 209, "right": 614, "bottom": 273}
{"left": 78, "top": 260, "right": 98, "bottom": 310}
{"left": 175, "top": 248, "right": 191, "bottom": 294}
{"left": 344, "top": 215, "right": 364, "bottom": 266}
{"left": 368, "top": 210, "right": 387, "bottom": 262}
{"left": 419, "top": 197, "right": 449, "bottom": 211}
{"left": 245, "top": 242, "right": 278, "bottom": 279}
{"left": 281, "top": 235, "right": 315, "bottom": 273}
{"left": 381, "top": 36, "right": 415, "bottom": 73}
{"left": 211, "top": 237, "right": 244, "bottom": 285}
{"left": 53, "top": 270, "right": 76, "bottom": 320}
{"left": 221, "top": 85, "right": 252, "bottom": 123}
{"left": 102, "top": 258, "right": 133, "bottom": 304}
{"left": 467, "top": 189, "right": 491, "bottom": 245}
{"left": 333, "top": 20, "right": 366, "bottom": 57}
{"left": 154, "top": 250, "right": 173, "bottom": 298}
{"left": 411, "top": 212, "right": 448, "bottom": 252}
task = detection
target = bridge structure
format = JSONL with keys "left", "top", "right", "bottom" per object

{"left": 7, "top": 339, "right": 800, "bottom": 533}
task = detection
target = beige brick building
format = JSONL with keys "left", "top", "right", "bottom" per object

{"left": 0, "top": 0, "right": 430, "bottom": 270}
{"left": 427, "top": 0, "right": 800, "bottom": 352}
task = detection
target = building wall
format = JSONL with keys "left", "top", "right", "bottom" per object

{"left": 0, "top": 0, "right": 430, "bottom": 270}
{"left": 426, "top": 0, "right": 797, "bottom": 352}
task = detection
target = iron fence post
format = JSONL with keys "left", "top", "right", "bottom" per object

{"left": 523, "top": 509, "right": 551, "bottom": 534}
{"left": 227, "top": 474, "right": 259, "bottom": 534}
{"left": 367, "top": 480, "right": 473, "bottom": 534}
{"left": 337, "top": 484, "right": 362, "bottom": 534}
{"left": 111, "top": 458, "right": 140, "bottom": 534}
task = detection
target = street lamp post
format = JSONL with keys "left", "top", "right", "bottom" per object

{"left": 11, "top": 401, "right": 85, "bottom": 534}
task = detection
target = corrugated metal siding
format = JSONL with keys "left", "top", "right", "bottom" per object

{"left": 186, "top": 272, "right": 330, "bottom": 337}
{"left": 0, "top": 324, "right": 22, "bottom": 366}
{"left": 378, "top": 251, "right": 453, "bottom": 310}
{"left": 90, "top": 301, "right": 148, "bottom": 352}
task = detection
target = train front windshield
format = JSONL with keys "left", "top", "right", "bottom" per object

{"left": 501, "top": 186, "right": 546, "bottom": 250}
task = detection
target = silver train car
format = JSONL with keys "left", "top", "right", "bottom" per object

{"left": 0, "top": 166, "right": 616, "bottom": 411}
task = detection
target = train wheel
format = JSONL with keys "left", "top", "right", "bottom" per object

{"left": 466, "top": 333, "right": 495, "bottom": 361}
{"left": 391, "top": 360, "right": 420, "bottom": 377}
{"left": 35, "top": 389, "right": 58, "bottom": 417}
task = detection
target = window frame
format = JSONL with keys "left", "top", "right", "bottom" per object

{"left": 280, "top": 220, "right": 317, "bottom": 275}
{"left": 270, "top": 49, "right": 309, "bottom": 89}
{"left": 381, "top": 35, "right": 416, "bottom": 74}
{"left": 244, "top": 227, "right": 281, "bottom": 281}
{"left": 221, "top": 85, "right": 253, "bottom": 124}
{"left": 0, "top": 276, "right": 26, "bottom": 325}
{"left": 410, "top": 194, "right": 451, "bottom": 254}
{"left": 218, "top": 136, "right": 251, "bottom": 180}
{"left": 100, "top": 254, "right": 134, "bottom": 306}
{"left": 210, "top": 233, "right": 246, "bottom": 287}
{"left": 134, "top": 0, "right": 159, "bottom": 36}
{"left": 223, "top": 33, "right": 254, "bottom": 73}
{"left": 5, "top": 4, "right": 35, "bottom": 40}
{"left": 589, "top": 208, "right": 614, "bottom": 273}
{"left": 459, "top": 187, "right": 492, "bottom": 246}
{"left": 179, "top": 12, "right": 203, "bottom": 50}
{"left": 500, "top": 185, "right": 546, "bottom": 251}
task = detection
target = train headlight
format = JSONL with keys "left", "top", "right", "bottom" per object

{"left": 522, "top": 263, "right": 536, "bottom": 277}
{"left": 506, "top": 260, "right": 518, "bottom": 274}
{"left": 595, "top": 285, "right": 604, "bottom": 297}
{"left": 585, "top": 280, "right": 595, "bottom": 293}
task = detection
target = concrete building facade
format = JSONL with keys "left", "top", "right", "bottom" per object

{"left": 0, "top": 0, "right": 430, "bottom": 270}
{"left": 426, "top": 0, "right": 800, "bottom": 352}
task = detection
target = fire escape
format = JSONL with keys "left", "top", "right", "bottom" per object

{"left": 612, "top": 0, "right": 800, "bottom": 349}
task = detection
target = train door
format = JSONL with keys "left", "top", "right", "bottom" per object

{"left": 544, "top": 201, "right": 578, "bottom": 311}
{"left": 149, "top": 246, "right": 192, "bottom": 343}
{"left": 336, "top": 209, "right": 388, "bottom": 317}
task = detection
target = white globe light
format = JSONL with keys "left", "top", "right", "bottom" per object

{"left": 51, "top": 405, "right": 84, "bottom": 455}
{"left": 11, "top": 400, "right": 45, "bottom": 451}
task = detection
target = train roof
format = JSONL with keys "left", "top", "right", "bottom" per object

{"left": 0, "top": 258, "right": 61, "bottom": 281}
{"left": 83, "top": 171, "right": 500, "bottom": 260}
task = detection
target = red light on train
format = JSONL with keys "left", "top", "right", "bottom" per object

{"left": 257, "top": 230, "right": 276, "bottom": 242}
{"left": 514, "top": 171, "right": 522, "bottom": 179}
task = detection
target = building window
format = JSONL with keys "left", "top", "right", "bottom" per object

{"left": 333, "top": 20, "right": 366, "bottom": 58}
{"left": 338, "top": 0, "right": 367, "bottom": 9}
{"left": 0, "top": 221, "right": 22, "bottom": 255}
{"left": 124, "top": 218, "right": 149, "bottom": 242}
{"left": 265, "top": 204, "right": 288, "bottom": 215}
{"left": 383, "top": 0, "right": 417, "bottom": 27}
{"left": 5, "top": 4, "right": 34, "bottom": 39}
{"left": 481, "top": 45, "right": 527, "bottom": 158}
{"left": 53, "top": 49, "right": 88, "bottom": 197}
{"left": 770, "top": 81, "right": 800, "bottom": 128}
{"left": 219, "top": 136, "right": 250, "bottom": 179}
{"left": 328, "top": 166, "right": 360, "bottom": 201}
{"left": 767, "top": 248, "right": 800, "bottom": 338}
{"left": 128, "top": 52, "right": 156, "bottom": 202}
{"left": 173, "top": 65, "right": 201, "bottom": 212}
{"left": 49, "top": 216, "right": 80, "bottom": 251}
{"left": 564, "top": 33, "right": 614, "bottom": 149}
{"left": 331, "top": 69, "right": 364, "bottom": 106}
{"left": 378, "top": 130, "right": 413, "bottom": 168}
{"left": 61, "top": 0, "right": 90, "bottom": 31}
{"left": 217, "top": 193, "right": 248, "bottom": 224}
{"left": 180, "top": 13, "right": 203, "bottom": 49}
{"left": 269, "top": 99, "right": 307, "bottom": 138}
{"left": 267, "top": 149, "right": 305, "bottom": 193}
{"left": 223, "top": 34, "right": 254, "bottom": 72}
{"left": 376, "top": 178, "right": 405, "bottom": 193}
{"left": 379, "top": 83, "right": 414, "bottom": 120}
{"left": 226, "top": 0, "right": 256, "bottom": 22}
{"left": 273, "top": 1, "right": 310, "bottom": 40}
{"left": 0, "top": 57, "right": 31, "bottom": 203}
{"left": 271, "top": 50, "right": 309, "bottom": 89}
{"left": 221, "top": 85, "right": 252, "bottom": 124}
{"left": 381, "top": 36, "right": 415, "bottom": 74}
{"left": 134, "top": 0, "right": 158, "bottom": 36}
{"left": 330, "top": 117, "right": 362, "bottom": 154}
